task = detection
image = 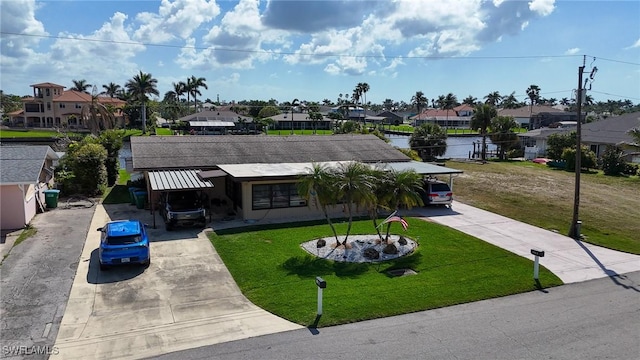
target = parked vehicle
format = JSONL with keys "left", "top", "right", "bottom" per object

{"left": 420, "top": 179, "right": 453, "bottom": 207}
{"left": 97, "top": 220, "right": 150, "bottom": 271}
{"left": 160, "top": 190, "right": 207, "bottom": 230}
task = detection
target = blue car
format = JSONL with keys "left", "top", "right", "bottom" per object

{"left": 97, "top": 220, "right": 150, "bottom": 271}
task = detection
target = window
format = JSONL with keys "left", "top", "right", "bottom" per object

{"left": 75, "top": 103, "right": 81, "bottom": 109}
{"left": 25, "top": 103, "right": 41, "bottom": 112}
{"left": 252, "top": 183, "right": 306, "bottom": 210}
{"left": 59, "top": 103, "right": 66, "bottom": 109}
{"left": 47, "top": 102, "right": 51, "bottom": 110}
{"left": 45, "top": 88, "right": 50, "bottom": 96}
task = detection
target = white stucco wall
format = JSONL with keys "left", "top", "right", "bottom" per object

{"left": 0, "top": 185, "right": 28, "bottom": 230}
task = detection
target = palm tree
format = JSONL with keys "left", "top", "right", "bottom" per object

{"left": 409, "top": 123, "right": 447, "bottom": 162}
{"left": 352, "top": 87, "right": 362, "bottom": 123}
{"left": 501, "top": 92, "right": 521, "bottom": 109}
{"left": 441, "top": 93, "right": 457, "bottom": 129}
{"left": 358, "top": 82, "right": 370, "bottom": 123}
{"left": 484, "top": 91, "right": 502, "bottom": 107}
{"left": 526, "top": 84, "right": 541, "bottom": 108}
{"left": 380, "top": 168, "right": 423, "bottom": 242}
{"left": 125, "top": 71, "right": 159, "bottom": 134}
{"left": 334, "top": 162, "right": 375, "bottom": 246}
{"left": 411, "top": 91, "right": 427, "bottom": 124}
{"left": 297, "top": 163, "right": 340, "bottom": 245}
{"left": 101, "top": 82, "right": 121, "bottom": 98}
{"left": 462, "top": 95, "right": 477, "bottom": 105}
{"left": 471, "top": 104, "right": 497, "bottom": 160}
{"left": 81, "top": 86, "right": 116, "bottom": 135}
{"left": 290, "top": 98, "right": 299, "bottom": 134}
{"left": 187, "top": 76, "right": 207, "bottom": 113}
{"left": 624, "top": 127, "right": 640, "bottom": 150}
{"left": 560, "top": 97, "right": 570, "bottom": 106}
{"left": 488, "top": 115, "right": 519, "bottom": 160}
{"left": 71, "top": 79, "right": 92, "bottom": 93}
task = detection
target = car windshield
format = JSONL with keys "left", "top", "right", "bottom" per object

{"left": 107, "top": 235, "right": 141, "bottom": 245}
{"left": 431, "top": 183, "right": 451, "bottom": 192}
{"left": 167, "top": 192, "right": 202, "bottom": 211}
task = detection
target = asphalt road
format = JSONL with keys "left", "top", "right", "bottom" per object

{"left": 151, "top": 271, "right": 640, "bottom": 360}
{"left": 0, "top": 203, "right": 96, "bottom": 360}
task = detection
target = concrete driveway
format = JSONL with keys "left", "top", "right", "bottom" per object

{"left": 50, "top": 204, "right": 301, "bottom": 360}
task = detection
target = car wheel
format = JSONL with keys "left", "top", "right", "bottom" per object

{"left": 142, "top": 259, "right": 150, "bottom": 267}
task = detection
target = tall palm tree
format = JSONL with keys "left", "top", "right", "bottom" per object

{"left": 297, "top": 163, "right": 340, "bottom": 245}
{"left": 411, "top": 91, "right": 427, "bottom": 124}
{"left": 352, "top": 87, "right": 362, "bottom": 123}
{"left": 358, "top": 82, "right": 370, "bottom": 123}
{"left": 471, "top": 104, "right": 497, "bottom": 160}
{"left": 71, "top": 79, "right": 92, "bottom": 93}
{"left": 441, "top": 93, "right": 457, "bottom": 129}
{"left": 484, "top": 91, "right": 502, "bottom": 107}
{"left": 125, "top": 71, "right": 159, "bottom": 134}
{"left": 334, "top": 161, "right": 375, "bottom": 246}
{"left": 462, "top": 95, "right": 477, "bottom": 105}
{"left": 290, "top": 98, "right": 299, "bottom": 134}
{"left": 101, "top": 82, "right": 121, "bottom": 98}
{"left": 187, "top": 76, "right": 207, "bottom": 113}
{"left": 526, "top": 85, "right": 541, "bottom": 109}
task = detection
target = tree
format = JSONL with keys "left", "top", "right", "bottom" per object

{"left": 600, "top": 145, "right": 627, "bottom": 176}
{"left": 0, "top": 91, "right": 23, "bottom": 116}
{"left": 546, "top": 131, "right": 576, "bottom": 160}
{"left": 258, "top": 105, "right": 280, "bottom": 119}
{"left": 383, "top": 98, "right": 395, "bottom": 111}
{"left": 297, "top": 163, "right": 341, "bottom": 245}
{"left": 307, "top": 111, "right": 323, "bottom": 134}
{"left": 98, "top": 130, "right": 124, "bottom": 186}
{"left": 409, "top": 123, "right": 447, "bottom": 162}
{"left": 562, "top": 145, "right": 596, "bottom": 172}
{"left": 462, "top": 95, "right": 477, "bottom": 105}
{"left": 358, "top": 82, "right": 370, "bottom": 122}
{"left": 290, "top": 98, "right": 299, "bottom": 134}
{"left": 101, "top": 82, "right": 121, "bottom": 98}
{"left": 56, "top": 140, "right": 108, "bottom": 195}
{"left": 484, "top": 91, "right": 502, "bottom": 107}
{"left": 352, "top": 86, "right": 362, "bottom": 123}
{"left": 501, "top": 92, "right": 521, "bottom": 109}
{"left": 440, "top": 93, "right": 457, "bottom": 129}
{"left": 625, "top": 127, "right": 640, "bottom": 150}
{"left": 187, "top": 76, "right": 207, "bottom": 113}
{"left": 488, "top": 116, "right": 519, "bottom": 160}
{"left": 379, "top": 168, "right": 423, "bottom": 242}
{"left": 411, "top": 91, "right": 427, "bottom": 122}
{"left": 470, "top": 104, "right": 497, "bottom": 160}
{"left": 334, "top": 162, "right": 375, "bottom": 246}
{"left": 526, "top": 85, "right": 541, "bottom": 109}
{"left": 81, "top": 86, "right": 116, "bottom": 135}
{"left": 125, "top": 71, "right": 159, "bottom": 134}
{"left": 71, "top": 79, "right": 92, "bottom": 93}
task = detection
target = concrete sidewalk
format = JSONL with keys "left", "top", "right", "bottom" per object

{"left": 408, "top": 201, "right": 640, "bottom": 284}
{"left": 50, "top": 204, "right": 302, "bottom": 360}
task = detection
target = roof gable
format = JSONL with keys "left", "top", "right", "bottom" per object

{"left": 0, "top": 145, "right": 58, "bottom": 184}
{"left": 131, "top": 134, "right": 410, "bottom": 170}
{"left": 582, "top": 112, "right": 640, "bottom": 145}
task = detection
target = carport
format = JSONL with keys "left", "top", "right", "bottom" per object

{"left": 146, "top": 169, "right": 217, "bottom": 228}
{"left": 378, "top": 161, "right": 463, "bottom": 189}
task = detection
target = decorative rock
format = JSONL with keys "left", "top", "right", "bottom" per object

{"left": 383, "top": 243, "right": 398, "bottom": 254}
{"left": 398, "top": 236, "right": 407, "bottom": 246}
{"left": 363, "top": 247, "right": 380, "bottom": 259}
{"left": 316, "top": 239, "right": 326, "bottom": 248}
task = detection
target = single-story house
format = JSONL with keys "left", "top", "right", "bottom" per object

{"left": 410, "top": 109, "right": 471, "bottom": 128}
{"left": 0, "top": 145, "right": 59, "bottom": 230}
{"left": 268, "top": 112, "right": 333, "bottom": 131}
{"left": 499, "top": 105, "right": 579, "bottom": 129}
{"left": 130, "top": 135, "right": 462, "bottom": 226}
{"left": 518, "top": 128, "right": 574, "bottom": 159}
{"left": 375, "top": 111, "right": 404, "bottom": 125}
{"left": 582, "top": 112, "right": 640, "bottom": 162}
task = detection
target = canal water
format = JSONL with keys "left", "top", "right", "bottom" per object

{"left": 387, "top": 134, "right": 497, "bottom": 159}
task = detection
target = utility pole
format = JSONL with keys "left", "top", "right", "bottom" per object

{"left": 569, "top": 56, "right": 597, "bottom": 239}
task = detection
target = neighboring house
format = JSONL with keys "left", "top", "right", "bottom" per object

{"left": 499, "top": 105, "right": 579, "bottom": 129}
{"left": 178, "top": 109, "right": 256, "bottom": 134}
{"left": 0, "top": 145, "right": 59, "bottom": 230}
{"left": 410, "top": 108, "right": 472, "bottom": 128}
{"left": 582, "top": 112, "right": 640, "bottom": 162}
{"left": 375, "top": 111, "right": 404, "bottom": 125}
{"left": 8, "top": 82, "right": 126, "bottom": 129}
{"left": 130, "top": 135, "right": 462, "bottom": 226}
{"left": 267, "top": 112, "right": 333, "bottom": 131}
{"left": 518, "top": 127, "right": 574, "bottom": 159}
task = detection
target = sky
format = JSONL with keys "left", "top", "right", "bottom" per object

{"left": 1, "top": 0, "right": 639, "bottom": 106}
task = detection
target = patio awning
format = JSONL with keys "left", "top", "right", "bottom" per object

{"left": 148, "top": 169, "right": 214, "bottom": 191}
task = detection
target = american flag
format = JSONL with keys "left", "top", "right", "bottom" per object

{"left": 378, "top": 211, "right": 408, "bottom": 230}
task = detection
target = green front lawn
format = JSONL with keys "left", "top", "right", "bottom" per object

{"left": 210, "top": 218, "right": 562, "bottom": 327}
{"left": 0, "top": 129, "right": 84, "bottom": 138}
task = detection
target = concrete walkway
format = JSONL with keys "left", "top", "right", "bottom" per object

{"left": 407, "top": 201, "right": 640, "bottom": 284}
{"left": 50, "top": 204, "right": 302, "bottom": 360}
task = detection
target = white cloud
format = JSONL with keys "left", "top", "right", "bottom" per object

{"left": 565, "top": 47, "right": 580, "bottom": 55}
{"left": 0, "top": 0, "right": 48, "bottom": 64}
{"left": 134, "top": 0, "right": 220, "bottom": 43}
{"left": 626, "top": 38, "right": 640, "bottom": 49}
{"left": 529, "top": 0, "right": 556, "bottom": 16}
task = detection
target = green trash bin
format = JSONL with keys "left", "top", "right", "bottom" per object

{"left": 128, "top": 187, "right": 141, "bottom": 205}
{"left": 134, "top": 190, "right": 148, "bottom": 209}
{"left": 44, "top": 189, "right": 61, "bottom": 208}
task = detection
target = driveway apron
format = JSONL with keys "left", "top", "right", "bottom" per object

{"left": 50, "top": 204, "right": 301, "bottom": 360}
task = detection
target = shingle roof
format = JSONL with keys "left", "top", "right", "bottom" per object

{"left": 582, "top": 112, "right": 640, "bottom": 145}
{"left": 0, "top": 145, "right": 58, "bottom": 184}
{"left": 131, "top": 134, "right": 410, "bottom": 170}
{"left": 178, "top": 110, "right": 252, "bottom": 123}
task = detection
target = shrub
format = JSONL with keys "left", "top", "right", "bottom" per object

{"left": 562, "top": 145, "right": 597, "bottom": 171}
{"left": 600, "top": 145, "right": 626, "bottom": 176}
{"left": 546, "top": 131, "right": 576, "bottom": 160}
{"left": 72, "top": 143, "right": 108, "bottom": 195}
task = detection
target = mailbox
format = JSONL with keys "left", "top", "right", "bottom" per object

{"left": 531, "top": 249, "right": 545, "bottom": 257}
{"left": 315, "top": 276, "right": 327, "bottom": 289}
